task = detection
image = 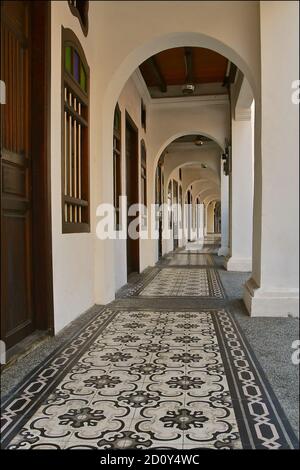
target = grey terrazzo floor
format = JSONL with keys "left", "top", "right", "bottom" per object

{"left": 1, "top": 251, "right": 299, "bottom": 441}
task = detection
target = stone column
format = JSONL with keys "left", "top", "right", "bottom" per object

{"left": 198, "top": 203, "right": 205, "bottom": 240}
{"left": 207, "top": 201, "right": 215, "bottom": 233}
{"left": 218, "top": 160, "right": 229, "bottom": 256}
{"left": 203, "top": 203, "right": 208, "bottom": 236}
{"left": 225, "top": 112, "right": 253, "bottom": 272}
{"left": 244, "top": 1, "right": 299, "bottom": 316}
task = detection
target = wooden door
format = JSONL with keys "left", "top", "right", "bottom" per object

{"left": 187, "top": 190, "right": 192, "bottom": 241}
{"left": 125, "top": 113, "right": 139, "bottom": 277}
{"left": 1, "top": 1, "right": 34, "bottom": 349}
{"left": 173, "top": 180, "right": 178, "bottom": 250}
{"left": 1, "top": 1, "right": 53, "bottom": 352}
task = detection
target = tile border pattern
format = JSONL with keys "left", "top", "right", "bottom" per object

{"left": 159, "top": 254, "right": 215, "bottom": 267}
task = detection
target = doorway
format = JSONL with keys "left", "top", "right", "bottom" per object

{"left": 1, "top": 1, "right": 53, "bottom": 353}
{"left": 155, "top": 163, "right": 163, "bottom": 259}
{"left": 186, "top": 190, "right": 192, "bottom": 241}
{"left": 125, "top": 112, "right": 139, "bottom": 277}
{"left": 173, "top": 180, "right": 178, "bottom": 250}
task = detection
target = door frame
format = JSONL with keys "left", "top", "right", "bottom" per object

{"left": 125, "top": 110, "right": 140, "bottom": 277}
{"left": 172, "top": 179, "right": 178, "bottom": 250}
{"left": 0, "top": 1, "right": 54, "bottom": 354}
{"left": 30, "top": 0, "right": 54, "bottom": 336}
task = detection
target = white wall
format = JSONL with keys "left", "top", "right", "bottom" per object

{"left": 51, "top": 2, "right": 98, "bottom": 332}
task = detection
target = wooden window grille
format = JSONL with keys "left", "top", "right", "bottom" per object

{"left": 68, "top": 0, "right": 89, "bottom": 36}
{"left": 113, "top": 104, "right": 122, "bottom": 229}
{"left": 62, "top": 27, "right": 90, "bottom": 233}
{"left": 141, "top": 140, "right": 147, "bottom": 207}
{"left": 168, "top": 180, "right": 172, "bottom": 229}
{"left": 141, "top": 140, "right": 147, "bottom": 229}
{"left": 141, "top": 100, "right": 146, "bottom": 131}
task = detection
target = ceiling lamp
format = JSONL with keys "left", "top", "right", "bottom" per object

{"left": 182, "top": 83, "right": 195, "bottom": 95}
{"left": 194, "top": 136, "right": 204, "bottom": 146}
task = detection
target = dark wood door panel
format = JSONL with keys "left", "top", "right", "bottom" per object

{"left": 2, "top": 213, "right": 33, "bottom": 343}
{"left": 1, "top": 0, "right": 34, "bottom": 349}
{"left": 125, "top": 114, "right": 139, "bottom": 277}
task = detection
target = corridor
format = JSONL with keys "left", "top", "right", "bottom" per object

{"left": 0, "top": 1, "right": 299, "bottom": 455}
{"left": 1, "top": 238, "right": 298, "bottom": 450}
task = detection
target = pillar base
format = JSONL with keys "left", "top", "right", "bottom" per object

{"left": 224, "top": 256, "right": 252, "bottom": 272}
{"left": 218, "top": 246, "right": 229, "bottom": 257}
{"left": 243, "top": 277, "right": 299, "bottom": 317}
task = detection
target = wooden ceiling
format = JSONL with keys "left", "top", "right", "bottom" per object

{"left": 174, "top": 135, "right": 212, "bottom": 144}
{"left": 139, "top": 47, "right": 236, "bottom": 98}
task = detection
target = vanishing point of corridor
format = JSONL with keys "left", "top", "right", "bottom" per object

{"left": 1, "top": 237, "right": 297, "bottom": 450}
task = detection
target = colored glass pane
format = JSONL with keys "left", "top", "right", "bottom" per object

{"left": 73, "top": 50, "right": 80, "bottom": 82}
{"left": 65, "top": 46, "right": 72, "bottom": 73}
{"left": 80, "top": 63, "right": 86, "bottom": 91}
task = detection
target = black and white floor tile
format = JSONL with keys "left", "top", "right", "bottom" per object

{"left": 161, "top": 254, "right": 214, "bottom": 266}
{"left": 1, "top": 240, "right": 298, "bottom": 450}
{"left": 1, "top": 307, "right": 298, "bottom": 449}
{"left": 139, "top": 268, "right": 225, "bottom": 299}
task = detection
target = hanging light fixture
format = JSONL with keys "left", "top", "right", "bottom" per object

{"left": 182, "top": 83, "right": 195, "bottom": 95}
{"left": 194, "top": 135, "right": 204, "bottom": 146}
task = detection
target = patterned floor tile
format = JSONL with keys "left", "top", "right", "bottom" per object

{"left": 1, "top": 286, "right": 298, "bottom": 450}
{"left": 139, "top": 268, "right": 225, "bottom": 298}
{"left": 163, "top": 254, "right": 214, "bottom": 266}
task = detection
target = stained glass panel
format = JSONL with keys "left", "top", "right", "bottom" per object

{"left": 73, "top": 50, "right": 80, "bottom": 82}
{"left": 80, "top": 63, "right": 86, "bottom": 91}
{"left": 65, "top": 46, "right": 72, "bottom": 73}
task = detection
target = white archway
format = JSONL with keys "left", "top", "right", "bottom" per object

{"left": 96, "top": 27, "right": 258, "bottom": 306}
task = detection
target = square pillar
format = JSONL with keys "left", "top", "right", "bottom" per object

{"left": 244, "top": 1, "right": 299, "bottom": 316}
{"left": 225, "top": 114, "right": 253, "bottom": 272}
{"left": 218, "top": 161, "right": 229, "bottom": 256}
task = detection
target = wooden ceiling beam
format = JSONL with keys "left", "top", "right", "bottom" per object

{"left": 148, "top": 56, "right": 167, "bottom": 93}
{"left": 228, "top": 63, "right": 237, "bottom": 83}
{"left": 184, "top": 47, "right": 194, "bottom": 83}
{"left": 223, "top": 62, "right": 237, "bottom": 87}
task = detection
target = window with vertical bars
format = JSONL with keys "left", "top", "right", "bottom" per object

{"left": 141, "top": 99, "right": 146, "bottom": 131}
{"left": 113, "top": 104, "right": 122, "bottom": 229}
{"left": 62, "top": 28, "right": 90, "bottom": 233}
{"left": 141, "top": 140, "right": 147, "bottom": 207}
{"left": 168, "top": 181, "right": 172, "bottom": 229}
{"left": 141, "top": 140, "right": 147, "bottom": 229}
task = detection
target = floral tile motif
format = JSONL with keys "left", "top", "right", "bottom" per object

{"left": 178, "top": 244, "right": 220, "bottom": 254}
{"left": 139, "top": 268, "right": 225, "bottom": 298}
{"left": 161, "top": 254, "right": 214, "bottom": 266}
{"left": 1, "top": 308, "right": 298, "bottom": 450}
